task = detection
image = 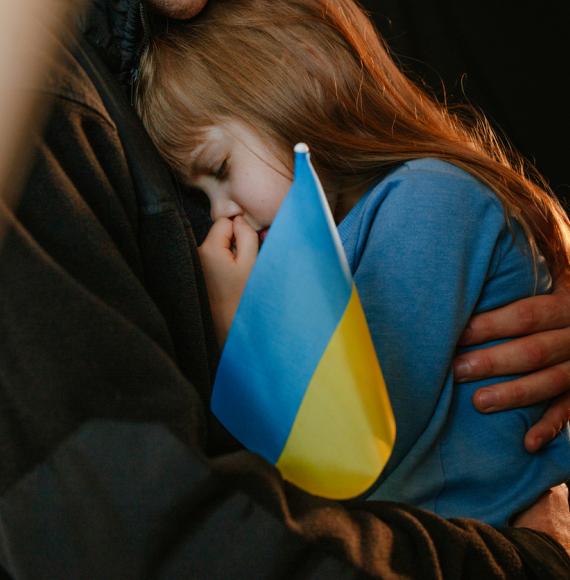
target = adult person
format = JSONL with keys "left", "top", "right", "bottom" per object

{"left": 0, "top": 1, "right": 568, "bottom": 578}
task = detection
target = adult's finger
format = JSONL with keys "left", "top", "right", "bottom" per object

{"left": 524, "top": 391, "right": 570, "bottom": 452}
{"left": 454, "top": 327, "right": 570, "bottom": 381}
{"left": 233, "top": 216, "right": 259, "bottom": 269}
{"left": 458, "top": 293, "right": 570, "bottom": 346}
{"left": 471, "top": 360, "right": 570, "bottom": 413}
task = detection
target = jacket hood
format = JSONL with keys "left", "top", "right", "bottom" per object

{"left": 77, "top": 0, "right": 149, "bottom": 89}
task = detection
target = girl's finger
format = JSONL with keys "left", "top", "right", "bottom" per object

{"left": 233, "top": 216, "right": 259, "bottom": 268}
{"left": 201, "top": 218, "right": 234, "bottom": 252}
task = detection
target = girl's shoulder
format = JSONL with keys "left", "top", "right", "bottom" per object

{"left": 368, "top": 158, "right": 503, "bottom": 213}
{"left": 340, "top": 157, "right": 505, "bottom": 249}
{"left": 338, "top": 158, "right": 536, "bottom": 287}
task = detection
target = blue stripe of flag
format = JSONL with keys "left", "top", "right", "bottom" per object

{"left": 212, "top": 148, "right": 353, "bottom": 463}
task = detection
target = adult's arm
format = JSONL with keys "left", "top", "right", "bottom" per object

{"left": 0, "top": 89, "right": 567, "bottom": 579}
{"left": 2, "top": 420, "right": 569, "bottom": 579}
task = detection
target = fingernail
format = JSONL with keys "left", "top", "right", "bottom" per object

{"left": 454, "top": 359, "right": 472, "bottom": 380}
{"left": 476, "top": 390, "right": 497, "bottom": 410}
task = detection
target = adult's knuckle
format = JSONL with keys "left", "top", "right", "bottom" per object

{"left": 546, "top": 395, "right": 570, "bottom": 437}
{"left": 474, "top": 351, "right": 495, "bottom": 375}
{"left": 523, "top": 341, "right": 547, "bottom": 367}
{"left": 516, "top": 301, "right": 536, "bottom": 332}
{"left": 559, "top": 293, "right": 570, "bottom": 318}
{"left": 545, "top": 297, "right": 561, "bottom": 319}
{"left": 471, "top": 314, "right": 493, "bottom": 336}
{"left": 508, "top": 381, "right": 530, "bottom": 406}
{"left": 546, "top": 366, "right": 570, "bottom": 395}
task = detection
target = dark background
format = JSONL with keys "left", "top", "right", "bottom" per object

{"left": 360, "top": 0, "right": 570, "bottom": 207}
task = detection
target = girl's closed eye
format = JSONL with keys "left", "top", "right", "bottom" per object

{"left": 213, "top": 157, "right": 230, "bottom": 181}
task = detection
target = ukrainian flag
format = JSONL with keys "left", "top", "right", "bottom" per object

{"left": 211, "top": 144, "right": 395, "bottom": 499}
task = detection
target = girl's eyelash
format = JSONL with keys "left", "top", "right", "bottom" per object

{"left": 214, "top": 158, "right": 230, "bottom": 180}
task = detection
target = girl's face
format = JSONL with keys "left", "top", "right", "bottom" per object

{"left": 187, "top": 121, "right": 293, "bottom": 240}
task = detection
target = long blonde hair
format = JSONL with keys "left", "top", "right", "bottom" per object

{"left": 136, "top": 0, "right": 570, "bottom": 275}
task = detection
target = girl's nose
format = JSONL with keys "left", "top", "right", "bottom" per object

{"left": 210, "top": 198, "right": 243, "bottom": 222}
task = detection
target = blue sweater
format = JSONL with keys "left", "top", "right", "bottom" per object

{"left": 337, "top": 158, "right": 570, "bottom": 526}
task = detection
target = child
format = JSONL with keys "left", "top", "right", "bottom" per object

{"left": 136, "top": 0, "right": 570, "bottom": 525}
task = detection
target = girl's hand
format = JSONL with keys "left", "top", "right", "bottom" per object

{"left": 198, "top": 216, "right": 258, "bottom": 345}
{"left": 513, "top": 484, "right": 570, "bottom": 555}
{"left": 453, "top": 273, "right": 570, "bottom": 453}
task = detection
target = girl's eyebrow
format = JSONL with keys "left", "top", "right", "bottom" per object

{"left": 189, "top": 126, "right": 227, "bottom": 175}
{"left": 190, "top": 154, "right": 206, "bottom": 176}
{"left": 190, "top": 134, "right": 226, "bottom": 176}
{"left": 189, "top": 143, "right": 215, "bottom": 176}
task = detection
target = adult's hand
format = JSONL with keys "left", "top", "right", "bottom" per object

{"left": 453, "top": 273, "right": 570, "bottom": 452}
{"left": 513, "top": 484, "right": 570, "bottom": 555}
{"left": 147, "top": 0, "right": 208, "bottom": 20}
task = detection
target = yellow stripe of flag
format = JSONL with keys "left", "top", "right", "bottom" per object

{"left": 276, "top": 285, "right": 395, "bottom": 498}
